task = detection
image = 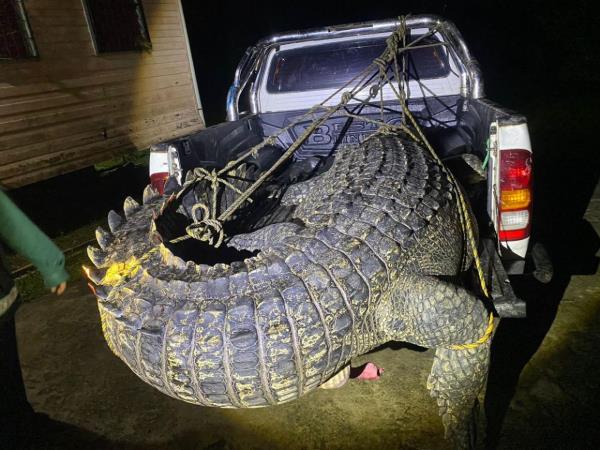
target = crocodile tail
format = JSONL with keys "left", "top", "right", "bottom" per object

{"left": 87, "top": 179, "right": 347, "bottom": 407}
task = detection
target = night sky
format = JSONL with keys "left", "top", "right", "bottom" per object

{"left": 181, "top": 0, "right": 596, "bottom": 125}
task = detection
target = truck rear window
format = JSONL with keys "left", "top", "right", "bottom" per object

{"left": 266, "top": 35, "right": 450, "bottom": 93}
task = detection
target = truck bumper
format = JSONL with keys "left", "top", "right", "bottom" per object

{"left": 480, "top": 238, "right": 526, "bottom": 318}
{"left": 480, "top": 239, "right": 554, "bottom": 318}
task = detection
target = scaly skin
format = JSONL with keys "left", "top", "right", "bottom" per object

{"left": 87, "top": 134, "right": 491, "bottom": 448}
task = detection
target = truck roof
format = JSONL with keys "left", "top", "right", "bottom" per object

{"left": 254, "top": 15, "right": 446, "bottom": 47}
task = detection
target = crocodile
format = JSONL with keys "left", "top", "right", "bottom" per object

{"left": 86, "top": 133, "right": 492, "bottom": 447}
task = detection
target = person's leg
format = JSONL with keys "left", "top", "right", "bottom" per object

{"left": 0, "top": 299, "right": 34, "bottom": 446}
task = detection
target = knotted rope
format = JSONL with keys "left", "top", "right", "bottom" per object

{"left": 164, "top": 16, "right": 495, "bottom": 348}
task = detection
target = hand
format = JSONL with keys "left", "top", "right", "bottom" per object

{"left": 51, "top": 281, "right": 67, "bottom": 296}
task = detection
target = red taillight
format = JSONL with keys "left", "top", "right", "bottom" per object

{"left": 499, "top": 149, "right": 532, "bottom": 241}
{"left": 150, "top": 172, "right": 169, "bottom": 195}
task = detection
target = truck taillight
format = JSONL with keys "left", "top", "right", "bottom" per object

{"left": 499, "top": 149, "right": 532, "bottom": 241}
{"left": 150, "top": 172, "right": 169, "bottom": 195}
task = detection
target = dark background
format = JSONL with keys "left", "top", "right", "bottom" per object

{"left": 181, "top": 0, "right": 597, "bottom": 125}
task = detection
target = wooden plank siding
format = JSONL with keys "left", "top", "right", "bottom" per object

{"left": 0, "top": 0, "right": 204, "bottom": 188}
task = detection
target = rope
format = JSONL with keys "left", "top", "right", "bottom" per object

{"left": 218, "top": 99, "right": 350, "bottom": 222}
{"left": 160, "top": 16, "right": 495, "bottom": 348}
{"left": 165, "top": 40, "right": 393, "bottom": 245}
{"left": 448, "top": 311, "right": 495, "bottom": 350}
{"left": 168, "top": 202, "right": 225, "bottom": 247}
{"left": 448, "top": 314, "right": 494, "bottom": 350}
{"left": 379, "top": 23, "right": 495, "bottom": 348}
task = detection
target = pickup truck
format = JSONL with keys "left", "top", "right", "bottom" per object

{"left": 148, "top": 14, "right": 552, "bottom": 317}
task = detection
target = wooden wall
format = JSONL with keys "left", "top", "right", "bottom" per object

{"left": 0, "top": 0, "right": 205, "bottom": 188}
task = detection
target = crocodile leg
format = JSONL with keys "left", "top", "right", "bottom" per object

{"left": 381, "top": 275, "right": 491, "bottom": 448}
{"left": 428, "top": 345, "right": 489, "bottom": 448}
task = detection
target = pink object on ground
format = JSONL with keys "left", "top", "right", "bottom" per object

{"left": 352, "top": 362, "right": 384, "bottom": 381}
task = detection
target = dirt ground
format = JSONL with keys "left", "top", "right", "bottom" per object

{"left": 17, "top": 282, "right": 447, "bottom": 450}
{"left": 9, "top": 84, "right": 600, "bottom": 449}
{"left": 12, "top": 184, "right": 600, "bottom": 449}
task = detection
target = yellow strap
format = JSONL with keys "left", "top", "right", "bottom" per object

{"left": 448, "top": 312, "right": 495, "bottom": 350}
{"left": 383, "top": 35, "right": 495, "bottom": 350}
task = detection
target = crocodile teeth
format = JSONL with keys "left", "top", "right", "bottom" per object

{"left": 83, "top": 265, "right": 106, "bottom": 284}
{"left": 123, "top": 196, "right": 140, "bottom": 219}
{"left": 87, "top": 245, "right": 107, "bottom": 268}
{"left": 108, "top": 210, "right": 122, "bottom": 232}
{"left": 95, "top": 226, "right": 112, "bottom": 250}
{"left": 143, "top": 184, "right": 159, "bottom": 204}
{"left": 164, "top": 175, "right": 181, "bottom": 195}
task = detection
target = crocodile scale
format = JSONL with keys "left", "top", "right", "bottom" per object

{"left": 88, "top": 134, "right": 491, "bottom": 447}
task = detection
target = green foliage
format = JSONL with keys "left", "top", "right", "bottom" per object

{"left": 94, "top": 150, "right": 149, "bottom": 172}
